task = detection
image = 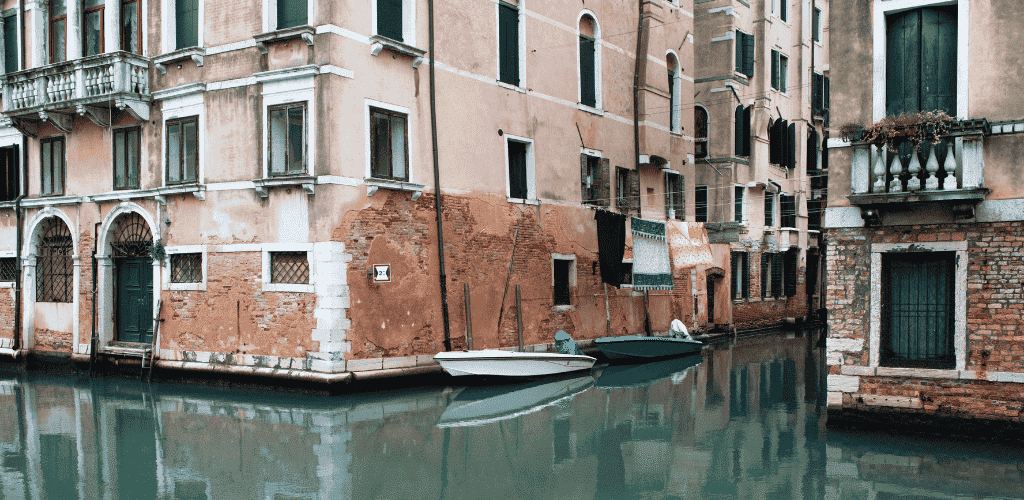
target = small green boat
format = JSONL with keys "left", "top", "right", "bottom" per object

{"left": 594, "top": 334, "right": 703, "bottom": 360}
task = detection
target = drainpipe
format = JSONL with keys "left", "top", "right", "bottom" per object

{"left": 89, "top": 219, "right": 100, "bottom": 373}
{"left": 428, "top": 0, "right": 452, "bottom": 351}
{"left": 12, "top": 136, "right": 27, "bottom": 354}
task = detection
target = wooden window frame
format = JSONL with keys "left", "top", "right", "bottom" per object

{"left": 113, "top": 127, "right": 141, "bottom": 190}
{"left": 694, "top": 107, "right": 708, "bottom": 159}
{"left": 40, "top": 136, "right": 65, "bottom": 196}
{"left": 695, "top": 185, "right": 708, "bottom": 223}
{"left": 82, "top": 1, "right": 105, "bottom": 57}
{"left": 369, "top": 106, "right": 409, "bottom": 181}
{"left": 49, "top": 0, "right": 66, "bottom": 63}
{"left": 121, "top": 0, "right": 142, "bottom": 53}
{"left": 734, "top": 186, "right": 744, "bottom": 223}
{"left": 166, "top": 116, "right": 199, "bottom": 185}
{"left": 268, "top": 102, "right": 307, "bottom": 177}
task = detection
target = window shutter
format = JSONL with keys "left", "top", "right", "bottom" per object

{"left": 742, "top": 253, "right": 750, "bottom": 299}
{"left": 771, "top": 253, "right": 783, "bottom": 297}
{"left": 579, "top": 36, "right": 596, "bottom": 107}
{"left": 499, "top": 3, "right": 519, "bottom": 86}
{"left": 886, "top": 9, "right": 920, "bottom": 115}
{"left": 781, "top": 194, "right": 796, "bottom": 228}
{"left": 696, "top": 185, "right": 707, "bottom": 222}
{"left": 664, "top": 173, "right": 672, "bottom": 219}
{"left": 379, "top": 0, "right": 403, "bottom": 41}
{"left": 812, "top": 73, "right": 821, "bottom": 112}
{"left": 598, "top": 158, "right": 611, "bottom": 207}
{"left": 580, "top": 154, "right": 590, "bottom": 203}
{"left": 787, "top": 122, "right": 796, "bottom": 169}
{"left": 785, "top": 250, "right": 797, "bottom": 297}
{"left": 734, "top": 105, "right": 744, "bottom": 157}
{"left": 823, "top": 76, "right": 830, "bottom": 111}
{"left": 807, "top": 129, "right": 818, "bottom": 173}
{"left": 771, "top": 50, "right": 780, "bottom": 90}
{"left": 764, "top": 192, "right": 774, "bottom": 226}
{"left": 743, "top": 105, "right": 752, "bottom": 156}
{"left": 761, "top": 253, "right": 769, "bottom": 297}
{"left": 2, "top": 13, "right": 16, "bottom": 73}
{"left": 780, "top": 0, "right": 787, "bottom": 21}
{"left": 731, "top": 252, "right": 739, "bottom": 300}
{"left": 920, "top": 7, "right": 957, "bottom": 115}
{"left": 769, "top": 119, "right": 780, "bottom": 164}
{"left": 742, "top": 32, "right": 755, "bottom": 78}
{"left": 675, "top": 174, "right": 685, "bottom": 220}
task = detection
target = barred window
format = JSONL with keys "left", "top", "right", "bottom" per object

{"left": 36, "top": 217, "right": 73, "bottom": 303}
{"left": 0, "top": 258, "right": 16, "bottom": 281}
{"left": 170, "top": 253, "right": 202, "bottom": 283}
{"left": 271, "top": 252, "right": 309, "bottom": 284}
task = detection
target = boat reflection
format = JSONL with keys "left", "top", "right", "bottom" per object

{"left": 594, "top": 353, "right": 703, "bottom": 390}
{"left": 436, "top": 374, "right": 595, "bottom": 428}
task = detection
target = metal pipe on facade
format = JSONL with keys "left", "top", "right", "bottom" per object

{"left": 89, "top": 220, "right": 100, "bottom": 374}
{"left": 428, "top": 0, "right": 453, "bottom": 352}
{"left": 12, "top": 136, "right": 27, "bottom": 354}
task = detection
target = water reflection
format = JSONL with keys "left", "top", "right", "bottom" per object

{"left": 1, "top": 330, "right": 1022, "bottom": 499}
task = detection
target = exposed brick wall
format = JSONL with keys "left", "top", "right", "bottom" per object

{"left": 0, "top": 289, "right": 15, "bottom": 341}
{"left": 339, "top": 191, "right": 698, "bottom": 359}
{"left": 849, "top": 376, "right": 1023, "bottom": 421}
{"left": 731, "top": 252, "right": 810, "bottom": 330}
{"left": 35, "top": 328, "right": 73, "bottom": 353}
{"left": 162, "top": 252, "right": 317, "bottom": 358}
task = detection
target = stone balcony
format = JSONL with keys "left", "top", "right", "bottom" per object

{"left": 0, "top": 51, "right": 150, "bottom": 134}
{"left": 846, "top": 120, "right": 990, "bottom": 220}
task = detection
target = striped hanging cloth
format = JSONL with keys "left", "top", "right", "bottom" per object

{"left": 631, "top": 217, "right": 673, "bottom": 290}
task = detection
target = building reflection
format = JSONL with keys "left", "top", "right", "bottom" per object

{"left": 1, "top": 330, "right": 1021, "bottom": 499}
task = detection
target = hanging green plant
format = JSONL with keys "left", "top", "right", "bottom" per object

{"left": 149, "top": 241, "right": 167, "bottom": 263}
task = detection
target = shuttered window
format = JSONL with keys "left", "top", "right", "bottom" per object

{"left": 731, "top": 252, "right": 749, "bottom": 300}
{"left": 695, "top": 107, "right": 709, "bottom": 158}
{"left": 734, "top": 105, "right": 751, "bottom": 157}
{"left": 581, "top": 154, "right": 609, "bottom": 207}
{"left": 761, "top": 253, "right": 770, "bottom": 298}
{"left": 784, "top": 250, "right": 797, "bottom": 297}
{"left": 771, "top": 50, "right": 788, "bottom": 92}
{"left": 813, "top": 7, "right": 822, "bottom": 42}
{"left": 498, "top": 2, "right": 519, "bottom": 86}
{"left": 378, "top": 0, "right": 403, "bottom": 42}
{"left": 771, "top": 253, "right": 783, "bottom": 297}
{"left": 508, "top": 140, "right": 528, "bottom": 199}
{"left": 664, "top": 172, "right": 683, "bottom": 220}
{"left": 735, "top": 30, "right": 754, "bottom": 78}
{"left": 3, "top": 10, "right": 18, "bottom": 73}
{"left": 886, "top": 7, "right": 956, "bottom": 116}
{"left": 579, "top": 34, "right": 596, "bottom": 107}
{"left": 769, "top": 119, "right": 793, "bottom": 167}
{"left": 780, "top": 194, "right": 796, "bottom": 228}
{"left": 807, "top": 199, "right": 822, "bottom": 231}
{"left": 779, "top": 0, "right": 787, "bottom": 22}
{"left": 764, "top": 193, "right": 774, "bottom": 227}
{"left": 734, "top": 186, "right": 744, "bottom": 223}
{"left": 787, "top": 122, "right": 796, "bottom": 169}
{"left": 176, "top": 0, "right": 198, "bottom": 48}
{"left": 0, "top": 145, "right": 19, "bottom": 202}
{"left": 616, "top": 167, "right": 639, "bottom": 216}
{"left": 771, "top": 50, "right": 779, "bottom": 90}
{"left": 696, "top": 185, "right": 708, "bottom": 222}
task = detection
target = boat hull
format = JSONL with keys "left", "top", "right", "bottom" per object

{"left": 594, "top": 335, "right": 703, "bottom": 360}
{"left": 434, "top": 350, "right": 596, "bottom": 377}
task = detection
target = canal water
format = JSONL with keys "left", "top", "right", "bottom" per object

{"left": 2, "top": 331, "right": 1023, "bottom": 499}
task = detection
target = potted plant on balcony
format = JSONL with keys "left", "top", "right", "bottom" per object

{"left": 841, "top": 110, "right": 954, "bottom": 150}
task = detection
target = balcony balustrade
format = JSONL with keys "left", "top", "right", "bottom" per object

{"left": 0, "top": 52, "right": 150, "bottom": 133}
{"left": 847, "top": 120, "right": 989, "bottom": 211}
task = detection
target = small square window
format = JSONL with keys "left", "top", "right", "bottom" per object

{"left": 167, "top": 116, "right": 198, "bottom": 185}
{"left": 370, "top": 107, "right": 408, "bottom": 181}
{"left": 269, "top": 103, "right": 307, "bottom": 176}
{"left": 170, "top": 253, "right": 202, "bottom": 283}
{"left": 620, "top": 262, "right": 633, "bottom": 286}
{"left": 0, "top": 257, "right": 16, "bottom": 282}
{"left": 271, "top": 252, "right": 309, "bottom": 284}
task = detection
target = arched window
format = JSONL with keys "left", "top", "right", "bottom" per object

{"left": 110, "top": 212, "right": 153, "bottom": 258}
{"left": 578, "top": 13, "right": 600, "bottom": 109}
{"left": 694, "top": 107, "right": 708, "bottom": 158}
{"left": 667, "top": 52, "right": 681, "bottom": 134}
{"left": 36, "top": 217, "right": 72, "bottom": 303}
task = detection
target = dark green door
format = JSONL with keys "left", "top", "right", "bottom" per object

{"left": 117, "top": 258, "right": 153, "bottom": 343}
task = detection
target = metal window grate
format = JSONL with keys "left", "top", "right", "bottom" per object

{"left": 0, "top": 257, "right": 16, "bottom": 281}
{"left": 110, "top": 212, "right": 153, "bottom": 258}
{"left": 36, "top": 217, "right": 73, "bottom": 303}
{"left": 271, "top": 252, "right": 309, "bottom": 284}
{"left": 170, "top": 253, "right": 202, "bottom": 283}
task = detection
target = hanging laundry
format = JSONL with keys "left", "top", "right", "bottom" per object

{"left": 595, "top": 209, "right": 627, "bottom": 287}
{"left": 631, "top": 217, "right": 673, "bottom": 290}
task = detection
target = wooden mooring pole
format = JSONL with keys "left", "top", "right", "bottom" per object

{"left": 463, "top": 283, "right": 473, "bottom": 350}
{"left": 516, "top": 284, "right": 524, "bottom": 352}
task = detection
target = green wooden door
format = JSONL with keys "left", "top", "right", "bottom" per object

{"left": 117, "top": 258, "right": 153, "bottom": 343}
{"left": 886, "top": 7, "right": 956, "bottom": 115}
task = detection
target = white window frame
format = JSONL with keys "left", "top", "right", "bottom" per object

{"left": 162, "top": 245, "right": 207, "bottom": 291}
{"left": 551, "top": 253, "right": 576, "bottom": 311}
{"left": 872, "top": 0, "right": 967, "bottom": 120}
{"left": 576, "top": 10, "right": 602, "bottom": 113}
{"left": 261, "top": 71, "right": 316, "bottom": 179}
{"left": 504, "top": 134, "right": 536, "bottom": 203}
{"left": 868, "top": 241, "right": 967, "bottom": 372}
{"left": 262, "top": 243, "right": 315, "bottom": 293}
{"left": 666, "top": 50, "right": 682, "bottom": 134}
{"left": 161, "top": 0, "right": 203, "bottom": 53}
{"left": 262, "top": 0, "right": 315, "bottom": 33}
{"left": 495, "top": 0, "right": 526, "bottom": 91}
{"left": 370, "top": 0, "right": 416, "bottom": 45}
{"left": 364, "top": 99, "right": 413, "bottom": 182}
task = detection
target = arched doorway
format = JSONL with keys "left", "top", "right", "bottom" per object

{"left": 110, "top": 212, "right": 154, "bottom": 344}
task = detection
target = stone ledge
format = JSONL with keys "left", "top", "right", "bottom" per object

{"left": 347, "top": 357, "right": 383, "bottom": 372}
{"left": 860, "top": 394, "right": 923, "bottom": 409}
{"left": 383, "top": 356, "right": 416, "bottom": 370}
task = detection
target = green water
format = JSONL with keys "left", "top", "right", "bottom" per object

{"left": 1, "top": 331, "right": 1022, "bottom": 499}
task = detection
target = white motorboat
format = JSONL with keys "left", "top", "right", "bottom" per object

{"left": 434, "top": 330, "right": 596, "bottom": 377}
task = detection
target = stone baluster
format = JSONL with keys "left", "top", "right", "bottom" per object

{"left": 924, "top": 145, "right": 940, "bottom": 190}
{"left": 872, "top": 145, "right": 887, "bottom": 193}
{"left": 943, "top": 142, "right": 958, "bottom": 191}
{"left": 851, "top": 144, "right": 871, "bottom": 194}
{"left": 906, "top": 145, "right": 922, "bottom": 191}
{"left": 889, "top": 149, "right": 904, "bottom": 192}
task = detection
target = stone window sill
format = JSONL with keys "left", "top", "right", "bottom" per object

{"left": 369, "top": 35, "right": 426, "bottom": 68}
{"left": 154, "top": 47, "right": 205, "bottom": 74}
{"left": 497, "top": 81, "right": 527, "bottom": 93}
{"left": 254, "top": 25, "right": 315, "bottom": 54}
{"left": 366, "top": 177, "right": 424, "bottom": 200}
{"left": 507, "top": 197, "right": 538, "bottom": 205}
{"left": 551, "top": 305, "right": 574, "bottom": 312}
{"left": 578, "top": 103, "right": 604, "bottom": 116}
{"left": 253, "top": 176, "right": 315, "bottom": 197}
